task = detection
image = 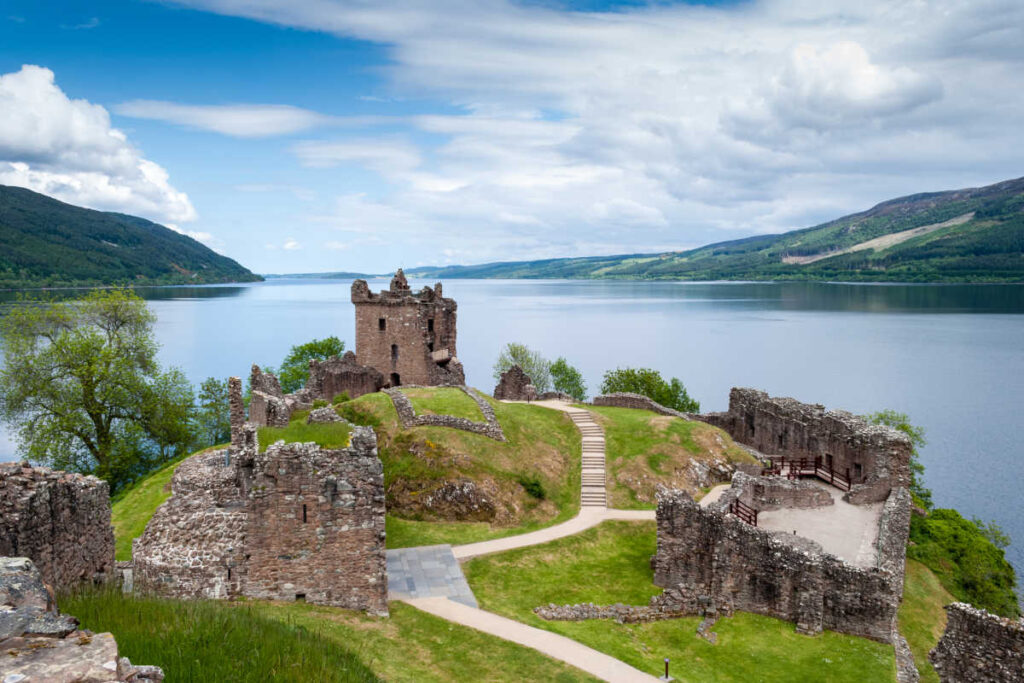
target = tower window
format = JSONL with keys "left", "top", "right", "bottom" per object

{"left": 302, "top": 504, "right": 308, "bottom": 523}
{"left": 427, "top": 318, "right": 434, "bottom": 332}
{"left": 378, "top": 318, "right": 386, "bottom": 331}
{"left": 391, "top": 344, "right": 399, "bottom": 362}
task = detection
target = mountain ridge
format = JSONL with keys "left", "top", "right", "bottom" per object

{"left": 0, "top": 185, "right": 261, "bottom": 289}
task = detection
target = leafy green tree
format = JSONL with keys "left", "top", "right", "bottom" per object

{"left": 866, "top": 409, "right": 932, "bottom": 508}
{"left": 0, "top": 289, "right": 194, "bottom": 491}
{"left": 550, "top": 357, "right": 587, "bottom": 401}
{"left": 196, "top": 377, "right": 232, "bottom": 446}
{"left": 492, "top": 343, "right": 552, "bottom": 393}
{"left": 599, "top": 367, "right": 700, "bottom": 413}
{"left": 276, "top": 336, "right": 346, "bottom": 393}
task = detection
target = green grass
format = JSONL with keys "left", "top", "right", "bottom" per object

{"left": 60, "top": 587, "right": 379, "bottom": 682}
{"left": 61, "top": 588, "right": 597, "bottom": 682}
{"left": 583, "top": 406, "right": 755, "bottom": 510}
{"left": 402, "top": 387, "right": 485, "bottom": 421}
{"left": 465, "top": 520, "right": 897, "bottom": 682}
{"left": 111, "top": 453, "right": 197, "bottom": 561}
{"left": 257, "top": 420, "right": 352, "bottom": 453}
{"left": 899, "top": 560, "right": 955, "bottom": 683}
{"left": 341, "top": 391, "right": 581, "bottom": 549}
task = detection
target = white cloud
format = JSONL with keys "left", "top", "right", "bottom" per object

{"left": 172, "top": 0, "right": 1024, "bottom": 265}
{"left": 116, "top": 100, "right": 345, "bottom": 138}
{"left": 0, "top": 65, "right": 195, "bottom": 224}
{"left": 282, "top": 238, "right": 301, "bottom": 250}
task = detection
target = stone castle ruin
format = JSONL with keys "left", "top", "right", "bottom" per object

{"left": 0, "top": 462, "right": 115, "bottom": 592}
{"left": 131, "top": 377, "right": 388, "bottom": 615}
{"left": 352, "top": 269, "right": 465, "bottom": 388}
{"left": 929, "top": 602, "right": 1024, "bottom": 682}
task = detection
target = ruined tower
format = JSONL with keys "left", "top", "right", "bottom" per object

{"left": 351, "top": 269, "right": 465, "bottom": 387}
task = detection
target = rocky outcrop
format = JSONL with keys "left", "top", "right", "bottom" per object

{"left": 698, "top": 388, "right": 912, "bottom": 504}
{"left": 493, "top": 365, "right": 538, "bottom": 402}
{"left": 930, "top": 603, "right": 1024, "bottom": 682}
{"left": 0, "top": 557, "right": 163, "bottom": 682}
{"left": 0, "top": 462, "right": 115, "bottom": 592}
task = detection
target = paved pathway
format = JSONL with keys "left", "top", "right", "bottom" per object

{"left": 404, "top": 596, "right": 660, "bottom": 682}
{"left": 386, "top": 545, "right": 478, "bottom": 607}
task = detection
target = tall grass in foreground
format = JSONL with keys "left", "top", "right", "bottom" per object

{"left": 60, "top": 587, "right": 378, "bottom": 683}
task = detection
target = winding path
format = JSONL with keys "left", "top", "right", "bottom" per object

{"left": 390, "top": 399, "right": 658, "bottom": 682}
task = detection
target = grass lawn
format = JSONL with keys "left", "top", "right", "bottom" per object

{"left": 61, "top": 588, "right": 598, "bottom": 682}
{"left": 584, "top": 406, "right": 755, "bottom": 509}
{"left": 899, "top": 559, "right": 955, "bottom": 683}
{"left": 257, "top": 420, "right": 352, "bottom": 452}
{"left": 402, "top": 386, "right": 485, "bottom": 421}
{"left": 110, "top": 453, "right": 198, "bottom": 561}
{"left": 340, "top": 392, "right": 581, "bottom": 549}
{"left": 465, "top": 520, "right": 897, "bottom": 682}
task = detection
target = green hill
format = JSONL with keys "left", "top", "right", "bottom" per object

{"left": 404, "top": 176, "right": 1024, "bottom": 283}
{"left": 0, "top": 185, "right": 261, "bottom": 288}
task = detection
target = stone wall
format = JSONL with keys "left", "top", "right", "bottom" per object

{"left": 0, "top": 462, "right": 115, "bottom": 592}
{"left": 929, "top": 603, "right": 1024, "bottom": 682}
{"left": 248, "top": 364, "right": 290, "bottom": 427}
{"left": 493, "top": 365, "right": 537, "bottom": 401}
{"left": 0, "top": 557, "right": 163, "bottom": 681}
{"left": 385, "top": 386, "right": 506, "bottom": 441}
{"left": 306, "top": 351, "right": 384, "bottom": 401}
{"left": 593, "top": 393, "right": 695, "bottom": 420}
{"left": 698, "top": 388, "right": 912, "bottom": 504}
{"left": 729, "top": 471, "right": 834, "bottom": 511}
{"left": 133, "top": 382, "right": 388, "bottom": 616}
{"left": 651, "top": 487, "right": 910, "bottom": 643}
{"left": 351, "top": 270, "right": 465, "bottom": 388}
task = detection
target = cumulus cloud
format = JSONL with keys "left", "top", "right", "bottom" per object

{"left": 0, "top": 65, "right": 195, "bottom": 223}
{"left": 116, "top": 100, "right": 348, "bottom": 138}
{"left": 171, "top": 0, "right": 1024, "bottom": 264}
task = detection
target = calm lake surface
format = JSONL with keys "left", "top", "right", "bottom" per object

{"left": 1, "top": 279, "right": 1023, "bottom": 579}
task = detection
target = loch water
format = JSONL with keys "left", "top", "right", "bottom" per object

{"left": 1, "top": 279, "right": 1022, "bottom": 582}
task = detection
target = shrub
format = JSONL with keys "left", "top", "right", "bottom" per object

{"left": 312, "top": 398, "right": 329, "bottom": 409}
{"left": 516, "top": 474, "right": 546, "bottom": 500}
{"left": 332, "top": 391, "right": 352, "bottom": 405}
{"left": 599, "top": 367, "right": 700, "bottom": 413}
{"left": 550, "top": 357, "right": 587, "bottom": 401}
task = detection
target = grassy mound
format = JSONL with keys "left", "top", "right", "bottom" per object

{"left": 585, "top": 406, "right": 756, "bottom": 509}
{"left": 899, "top": 559, "right": 955, "bottom": 683}
{"left": 402, "top": 387, "right": 485, "bottom": 421}
{"left": 61, "top": 589, "right": 595, "bottom": 682}
{"left": 464, "top": 520, "right": 897, "bottom": 682}
{"left": 111, "top": 453, "right": 195, "bottom": 561}
{"left": 338, "top": 390, "right": 581, "bottom": 548}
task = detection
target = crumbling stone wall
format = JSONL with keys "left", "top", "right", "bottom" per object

{"left": 699, "top": 388, "right": 912, "bottom": 504}
{"left": 351, "top": 270, "right": 465, "bottom": 387}
{"left": 651, "top": 487, "right": 911, "bottom": 643}
{"left": 0, "top": 463, "right": 115, "bottom": 592}
{"left": 305, "top": 351, "right": 384, "bottom": 401}
{"left": 133, "top": 377, "right": 388, "bottom": 615}
{"left": 593, "top": 393, "right": 695, "bottom": 419}
{"left": 385, "top": 386, "right": 506, "bottom": 441}
{"left": 929, "top": 603, "right": 1024, "bottom": 682}
{"left": 0, "top": 557, "right": 163, "bottom": 681}
{"left": 248, "top": 364, "right": 290, "bottom": 427}
{"left": 729, "top": 471, "right": 833, "bottom": 511}
{"left": 493, "top": 365, "right": 537, "bottom": 401}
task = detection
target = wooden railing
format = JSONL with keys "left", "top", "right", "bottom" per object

{"left": 729, "top": 499, "right": 758, "bottom": 527}
{"left": 761, "top": 456, "right": 851, "bottom": 492}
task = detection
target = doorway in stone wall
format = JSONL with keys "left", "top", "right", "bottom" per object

{"left": 390, "top": 373, "right": 401, "bottom": 387}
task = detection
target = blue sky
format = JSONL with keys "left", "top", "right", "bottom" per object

{"left": 1, "top": 0, "right": 1022, "bottom": 273}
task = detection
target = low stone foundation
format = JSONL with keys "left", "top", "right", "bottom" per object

{"left": 385, "top": 386, "right": 506, "bottom": 441}
{"left": 592, "top": 393, "right": 695, "bottom": 419}
{"left": 929, "top": 603, "right": 1024, "bottom": 682}
{"left": 0, "top": 462, "right": 115, "bottom": 592}
{"left": 728, "top": 471, "right": 834, "bottom": 511}
{"left": 0, "top": 557, "right": 163, "bottom": 681}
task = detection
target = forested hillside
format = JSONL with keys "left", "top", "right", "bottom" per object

{"left": 0, "top": 185, "right": 261, "bottom": 288}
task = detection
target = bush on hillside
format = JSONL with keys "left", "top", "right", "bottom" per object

{"left": 550, "top": 357, "right": 587, "bottom": 401}
{"left": 599, "top": 367, "right": 700, "bottom": 413}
